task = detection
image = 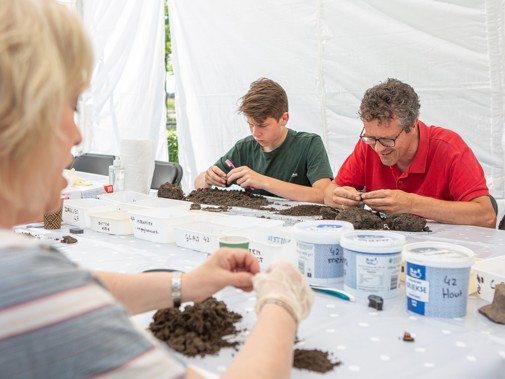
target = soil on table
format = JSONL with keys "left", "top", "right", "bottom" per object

{"left": 148, "top": 297, "right": 242, "bottom": 357}
{"left": 293, "top": 348, "right": 341, "bottom": 373}
{"left": 179, "top": 188, "right": 429, "bottom": 232}
{"left": 157, "top": 183, "right": 185, "bottom": 200}
{"left": 276, "top": 204, "right": 334, "bottom": 217}
{"left": 184, "top": 188, "right": 272, "bottom": 209}
{"left": 149, "top": 296, "right": 341, "bottom": 372}
{"left": 321, "top": 207, "right": 430, "bottom": 232}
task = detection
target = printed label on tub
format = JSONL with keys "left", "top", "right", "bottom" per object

{"left": 406, "top": 261, "right": 469, "bottom": 317}
{"left": 297, "top": 241, "right": 344, "bottom": 283}
{"left": 354, "top": 254, "right": 401, "bottom": 292}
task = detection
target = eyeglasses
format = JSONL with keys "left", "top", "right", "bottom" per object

{"left": 359, "top": 127, "right": 404, "bottom": 148}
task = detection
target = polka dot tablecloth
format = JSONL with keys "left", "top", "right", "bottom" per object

{"left": 17, "top": 217, "right": 505, "bottom": 378}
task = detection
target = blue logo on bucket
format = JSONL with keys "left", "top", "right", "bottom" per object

{"left": 406, "top": 262, "right": 428, "bottom": 315}
{"left": 315, "top": 224, "right": 344, "bottom": 230}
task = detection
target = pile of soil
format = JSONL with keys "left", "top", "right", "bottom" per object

{"left": 276, "top": 204, "right": 334, "bottom": 217}
{"left": 334, "top": 208, "right": 385, "bottom": 230}
{"left": 149, "top": 296, "right": 342, "bottom": 373}
{"left": 293, "top": 348, "right": 341, "bottom": 373}
{"left": 149, "top": 298, "right": 242, "bottom": 357}
{"left": 385, "top": 213, "right": 431, "bottom": 232}
{"left": 184, "top": 188, "right": 272, "bottom": 210}
{"left": 158, "top": 183, "right": 184, "bottom": 200}
{"left": 322, "top": 207, "right": 430, "bottom": 232}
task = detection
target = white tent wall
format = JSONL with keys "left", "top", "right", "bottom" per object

{"left": 69, "top": 0, "right": 168, "bottom": 161}
{"left": 169, "top": 0, "right": 505, "bottom": 219}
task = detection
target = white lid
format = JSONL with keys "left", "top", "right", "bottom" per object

{"left": 340, "top": 231, "right": 406, "bottom": 253}
{"left": 293, "top": 220, "right": 354, "bottom": 243}
{"left": 402, "top": 242, "right": 474, "bottom": 268}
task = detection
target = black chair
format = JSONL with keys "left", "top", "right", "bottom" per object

{"left": 150, "top": 161, "right": 183, "bottom": 189}
{"left": 70, "top": 153, "right": 114, "bottom": 176}
{"left": 490, "top": 195, "right": 498, "bottom": 216}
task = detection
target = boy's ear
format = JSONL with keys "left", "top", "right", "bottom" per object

{"left": 280, "top": 112, "right": 289, "bottom": 126}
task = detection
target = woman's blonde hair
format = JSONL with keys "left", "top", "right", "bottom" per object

{"left": 0, "top": 0, "right": 93, "bottom": 206}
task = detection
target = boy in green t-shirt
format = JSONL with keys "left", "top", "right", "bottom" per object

{"left": 194, "top": 78, "right": 333, "bottom": 204}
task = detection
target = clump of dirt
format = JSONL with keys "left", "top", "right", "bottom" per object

{"left": 334, "top": 208, "right": 385, "bottom": 230}
{"left": 184, "top": 188, "right": 272, "bottom": 209}
{"left": 293, "top": 348, "right": 341, "bottom": 373}
{"left": 60, "top": 235, "right": 78, "bottom": 244}
{"left": 149, "top": 297, "right": 242, "bottom": 357}
{"left": 158, "top": 183, "right": 184, "bottom": 200}
{"left": 321, "top": 207, "right": 430, "bottom": 232}
{"left": 276, "top": 204, "right": 334, "bottom": 217}
{"left": 385, "top": 213, "right": 431, "bottom": 232}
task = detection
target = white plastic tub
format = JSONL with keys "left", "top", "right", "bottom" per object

{"left": 175, "top": 221, "right": 243, "bottom": 253}
{"left": 341, "top": 231, "right": 406, "bottom": 299}
{"left": 97, "top": 191, "right": 152, "bottom": 211}
{"left": 134, "top": 197, "right": 191, "bottom": 210}
{"left": 403, "top": 241, "right": 474, "bottom": 317}
{"left": 129, "top": 208, "right": 196, "bottom": 243}
{"left": 229, "top": 226, "right": 296, "bottom": 271}
{"left": 473, "top": 256, "right": 505, "bottom": 303}
{"left": 294, "top": 220, "right": 354, "bottom": 285}
{"left": 62, "top": 198, "right": 117, "bottom": 228}
{"left": 89, "top": 210, "right": 133, "bottom": 235}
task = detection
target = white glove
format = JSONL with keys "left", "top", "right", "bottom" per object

{"left": 252, "top": 261, "right": 314, "bottom": 325}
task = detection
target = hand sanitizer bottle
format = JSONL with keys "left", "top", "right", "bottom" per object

{"left": 108, "top": 157, "right": 116, "bottom": 185}
{"left": 113, "top": 157, "right": 125, "bottom": 192}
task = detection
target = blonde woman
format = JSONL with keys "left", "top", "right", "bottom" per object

{"left": 0, "top": 1, "right": 313, "bottom": 378}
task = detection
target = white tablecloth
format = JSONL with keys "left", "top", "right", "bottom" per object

{"left": 19, "top": 172, "right": 505, "bottom": 378}
{"left": 16, "top": 216, "right": 505, "bottom": 379}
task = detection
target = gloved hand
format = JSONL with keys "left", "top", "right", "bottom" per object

{"left": 252, "top": 261, "right": 314, "bottom": 325}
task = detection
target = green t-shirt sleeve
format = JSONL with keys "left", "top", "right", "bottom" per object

{"left": 305, "top": 135, "right": 334, "bottom": 184}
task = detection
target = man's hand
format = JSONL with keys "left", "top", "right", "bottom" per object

{"left": 361, "top": 189, "right": 412, "bottom": 213}
{"left": 326, "top": 184, "right": 362, "bottom": 209}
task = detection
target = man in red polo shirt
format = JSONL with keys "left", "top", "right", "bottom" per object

{"left": 324, "top": 78, "right": 497, "bottom": 228}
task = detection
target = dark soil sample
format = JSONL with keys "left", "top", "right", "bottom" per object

{"left": 60, "top": 235, "right": 78, "bottom": 244}
{"left": 320, "top": 207, "right": 430, "bottom": 232}
{"left": 320, "top": 207, "right": 340, "bottom": 220}
{"left": 293, "top": 348, "right": 341, "bottom": 373}
{"left": 201, "top": 205, "right": 230, "bottom": 213}
{"left": 158, "top": 183, "right": 184, "bottom": 200}
{"left": 184, "top": 188, "right": 271, "bottom": 209}
{"left": 276, "top": 204, "right": 334, "bottom": 217}
{"left": 335, "top": 208, "right": 385, "bottom": 230}
{"left": 385, "top": 213, "right": 431, "bottom": 232}
{"left": 149, "top": 298, "right": 242, "bottom": 357}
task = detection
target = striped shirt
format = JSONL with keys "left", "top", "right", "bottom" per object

{"left": 0, "top": 231, "right": 186, "bottom": 379}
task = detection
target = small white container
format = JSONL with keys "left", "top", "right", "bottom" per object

{"left": 62, "top": 198, "right": 117, "bottom": 228}
{"left": 89, "top": 210, "right": 133, "bottom": 235}
{"left": 134, "top": 197, "right": 191, "bottom": 210}
{"left": 97, "top": 191, "right": 152, "bottom": 211}
{"left": 294, "top": 220, "right": 354, "bottom": 285}
{"left": 175, "top": 221, "right": 243, "bottom": 253}
{"left": 472, "top": 256, "right": 505, "bottom": 303}
{"left": 341, "top": 231, "right": 406, "bottom": 299}
{"left": 403, "top": 242, "right": 474, "bottom": 318}
{"left": 129, "top": 208, "right": 196, "bottom": 243}
{"left": 229, "top": 226, "right": 296, "bottom": 271}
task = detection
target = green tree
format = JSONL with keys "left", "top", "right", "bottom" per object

{"left": 165, "top": 1, "right": 172, "bottom": 73}
{"left": 165, "top": 1, "right": 178, "bottom": 162}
